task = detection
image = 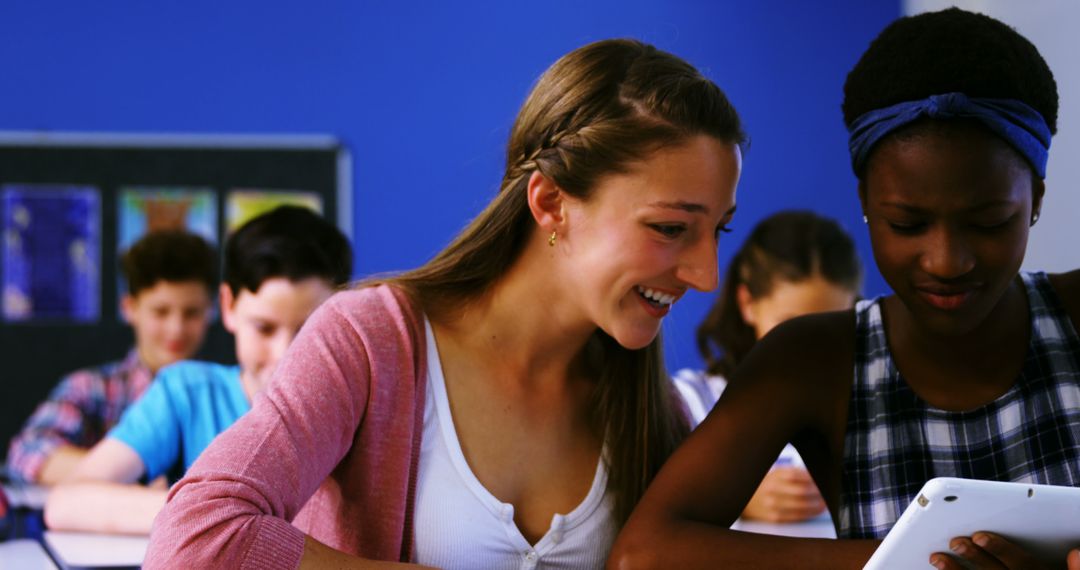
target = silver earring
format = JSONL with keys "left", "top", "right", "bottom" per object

{"left": 1032, "top": 212, "right": 1040, "bottom": 226}
{"left": 862, "top": 215, "right": 868, "bottom": 224}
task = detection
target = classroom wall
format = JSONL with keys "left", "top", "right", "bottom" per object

{"left": 0, "top": 1, "right": 899, "bottom": 379}
{"left": 904, "top": 0, "right": 1080, "bottom": 274}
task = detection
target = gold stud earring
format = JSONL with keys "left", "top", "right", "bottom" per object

{"left": 548, "top": 231, "right": 557, "bottom": 247}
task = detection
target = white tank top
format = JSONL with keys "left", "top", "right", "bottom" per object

{"left": 413, "top": 319, "right": 617, "bottom": 570}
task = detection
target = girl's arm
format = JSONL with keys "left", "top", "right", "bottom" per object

{"left": 145, "top": 290, "right": 418, "bottom": 569}
{"left": 610, "top": 311, "right": 879, "bottom": 569}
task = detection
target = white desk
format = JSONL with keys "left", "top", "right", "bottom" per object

{"left": 732, "top": 514, "right": 838, "bottom": 539}
{"left": 0, "top": 539, "right": 58, "bottom": 570}
{"left": 2, "top": 483, "right": 48, "bottom": 510}
{"left": 43, "top": 531, "right": 148, "bottom": 570}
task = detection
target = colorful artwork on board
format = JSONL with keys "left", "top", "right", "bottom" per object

{"left": 2, "top": 184, "right": 101, "bottom": 322}
{"left": 115, "top": 187, "right": 217, "bottom": 315}
{"left": 117, "top": 187, "right": 218, "bottom": 251}
{"left": 225, "top": 189, "right": 323, "bottom": 232}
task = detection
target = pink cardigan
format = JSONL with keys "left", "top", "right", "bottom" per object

{"left": 145, "top": 285, "right": 428, "bottom": 569}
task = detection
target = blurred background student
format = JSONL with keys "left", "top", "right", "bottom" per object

{"left": 673, "top": 210, "right": 862, "bottom": 523}
{"left": 44, "top": 206, "right": 352, "bottom": 535}
{"left": 6, "top": 231, "right": 216, "bottom": 485}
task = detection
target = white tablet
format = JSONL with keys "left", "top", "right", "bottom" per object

{"left": 864, "top": 477, "right": 1080, "bottom": 570}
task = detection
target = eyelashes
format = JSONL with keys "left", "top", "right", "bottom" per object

{"left": 648, "top": 224, "right": 733, "bottom": 240}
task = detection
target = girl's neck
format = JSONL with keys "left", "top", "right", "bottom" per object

{"left": 885, "top": 277, "right": 1030, "bottom": 410}
{"left": 430, "top": 245, "right": 595, "bottom": 391}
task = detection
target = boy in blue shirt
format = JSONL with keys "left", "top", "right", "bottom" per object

{"left": 43, "top": 206, "right": 352, "bottom": 534}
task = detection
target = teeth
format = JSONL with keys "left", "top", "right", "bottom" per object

{"left": 636, "top": 286, "right": 675, "bottom": 306}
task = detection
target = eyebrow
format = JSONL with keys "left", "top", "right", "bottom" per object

{"left": 880, "top": 200, "right": 1016, "bottom": 213}
{"left": 649, "top": 201, "right": 738, "bottom": 217}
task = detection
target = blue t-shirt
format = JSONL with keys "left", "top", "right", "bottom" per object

{"left": 108, "top": 361, "right": 249, "bottom": 481}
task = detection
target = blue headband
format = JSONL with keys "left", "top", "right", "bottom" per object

{"left": 848, "top": 92, "right": 1052, "bottom": 178}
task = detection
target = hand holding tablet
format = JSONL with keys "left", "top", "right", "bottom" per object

{"left": 932, "top": 530, "right": 1080, "bottom": 570}
{"left": 864, "top": 478, "right": 1080, "bottom": 570}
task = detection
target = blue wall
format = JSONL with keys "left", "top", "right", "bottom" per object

{"left": 1, "top": 1, "right": 899, "bottom": 372}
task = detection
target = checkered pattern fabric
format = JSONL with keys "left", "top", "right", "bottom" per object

{"left": 6, "top": 350, "right": 153, "bottom": 483}
{"left": 839, "top": 272, "right": 1080, "bottom": 539}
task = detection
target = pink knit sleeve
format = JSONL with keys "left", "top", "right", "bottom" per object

{"left": 144, "top": 291, "right": 381, "bottom": 569}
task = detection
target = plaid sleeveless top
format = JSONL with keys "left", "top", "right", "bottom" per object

{"left": 840, "top": 272, "right": 1080, "bottom": 539}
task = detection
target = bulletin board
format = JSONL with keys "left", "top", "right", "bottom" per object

{"left": 0, "top": 132, "right": 351, "bottom": 463}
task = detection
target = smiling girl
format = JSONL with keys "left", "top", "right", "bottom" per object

{"left": 146, "top": 39, "right": 744, "bottom": 569}
{"left": 612, "top": 9, "right": 1080, "bottom": 570}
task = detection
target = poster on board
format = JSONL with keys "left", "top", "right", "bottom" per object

{"left": 2, "top": 184, "right": 101, "bottom": 322}
{"left": 115, "top": 187, "right": 217, "bottom": 310}
{"left": 225, "top": 188, "right": 323, "bottom": 233}
{"left": 117, "top": 187, "right": 218, "bottom": 249}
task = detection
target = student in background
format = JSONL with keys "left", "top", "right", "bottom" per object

{"left": 672, "top": 210, "right": 861, "bottom": 523}
{"left": 6, "top": 231, "right": 216, "bottom": 485}
{"left": 43, "top": 206, "right": 352, "bottom": 535}
{"left": 612, "top": 9, "right": 1080, "bottom": 569}
{"left": 147, "top": 39, "right": 743, "bottom": 569}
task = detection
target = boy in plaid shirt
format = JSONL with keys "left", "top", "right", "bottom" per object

{"left": 6, "top": 231, "right": 216, "bottom": 484}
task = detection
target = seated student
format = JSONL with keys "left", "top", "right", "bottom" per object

{"left": 145, "top": 39, "right": 744, "bottom": 569}
{"left": 43, "top": 206, "right": 352, "bottom": 535}
{"left": 673, "top": 210, "right": 861, "bottom": 523}
{"left": 6, "top": 231, "right": 216, "bottom": 485}
{"left": 612, "top": 9, "right": 1080, "bottom": 570}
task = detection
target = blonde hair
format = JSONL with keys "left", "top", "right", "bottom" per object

{"left": 374, "top": 38, "right": 744, "bottom": 525}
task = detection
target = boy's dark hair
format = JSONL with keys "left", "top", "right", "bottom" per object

{"left": 697, "top": 210, "right": 862, "bottom": 378}
{"left": 842, "top": 8, "right": 1058, "bottom": 135}
{"left": 223, "top": 206, "right": 352, "bottom": 296}
{"left": 121, "top": 231, "right": 217, "bottom": 296}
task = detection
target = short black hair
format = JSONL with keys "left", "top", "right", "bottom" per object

{"left": 843, "top": 8, "right": 1058, "bottom": 135}
{"left": 223, "top": 206, "right": 352, "bottom": 296}
{"left": 121, "top": 230, "right": 217, "bottom": 296}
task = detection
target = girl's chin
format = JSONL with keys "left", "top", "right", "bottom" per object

{"left": 610, "top": 328, "right": 661, "bottom": 350}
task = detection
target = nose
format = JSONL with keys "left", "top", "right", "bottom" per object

{"left": 165, "top": 311, "right": 185, "bottom": 339}
{"left": 676, "top": 235, "right": 720, "bottom": 292}
{"left": 920, "top": 225, "right": 975, "bottom": 280}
